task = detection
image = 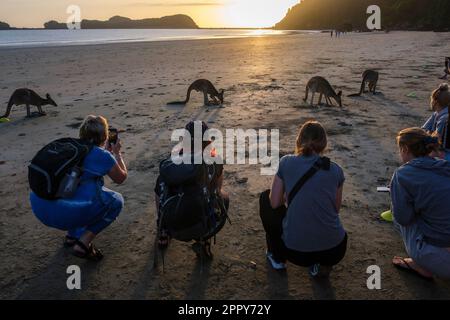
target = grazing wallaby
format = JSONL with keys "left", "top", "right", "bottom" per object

{"left": 2, "top": 89, "right": 58, "bottom": 118}
{"left": 348, "top": 70, "right": 379, "bottom": 97}
{"left": 304, "top": 76, "right": 342, "bottom": 107}
{"left": 167, "top": 79, "right": 224, "bottom": 106}
{"left": 440, "top": 57, "right": 450, "bottom": 80}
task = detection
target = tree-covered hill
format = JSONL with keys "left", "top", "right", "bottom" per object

{"left": 275, "top": 0, "right": 450, "bottom": 31}
{"left": 0, "top": 21, "right": 10, "bottom": 30}
{"left": 44, "top": 14, "right": 199, "bottom": 29}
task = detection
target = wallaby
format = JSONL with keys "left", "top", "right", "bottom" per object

{"left": 348, "top": 70, "right": 379, "bottom": 97}
{"left": 168, "top": 79, "right": 224, "bottom": 106}
{"left": 303, "top": 76, "right": 342, "bottom": 107}
{"left": 2, "top": 89, "right": 58, "bottom": 118}
{"left": 440, "top": 57, "right": 450, "bottom": 80}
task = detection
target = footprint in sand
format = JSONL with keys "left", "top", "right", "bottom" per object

{"left": 333, "top": 144, "right": 351, "bottom": 152}
{"left": 66, "top": 122, "right": 82, "bottom": 129}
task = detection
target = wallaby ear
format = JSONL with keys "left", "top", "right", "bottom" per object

{"left": 338, "top": 91, "right": 342, "bottom": 97}
{"left": 46, "top": 93, "right": 51, "bottom": 98}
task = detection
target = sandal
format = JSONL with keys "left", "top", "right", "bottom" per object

{"left": 63, "top": 235, "right": 78, "bottom": 248}
{"left": 158, "top": 230, "right": 170, "bottom": 249}
{"left": 393, "top": 257, "right": 434, "bottom": 281}
{"left": 192, "top": 240, "right": 213, "bottom": 260}
{"left": 72, "top": 240, "right": 104, "bottom": 261}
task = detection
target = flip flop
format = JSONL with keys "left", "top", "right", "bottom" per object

{"left": 393, "top": 257, "right": 434, "bottom": 281}
{"left": 0, "top": 117, "right": 10, "bottom": 123}
{"left": 158, "top": 230, "right": 170, "bottom": 249}
{"left": 72, "top": 240, "right": 104, "bottom": 261}
{"left": 63, "top": 235, "right": 78, "bottom": 248}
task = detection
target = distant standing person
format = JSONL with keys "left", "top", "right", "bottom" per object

{"left": 391, "top": 128, "right": 450, "bottom": 280}
{"left": 331, "top": 30, "right": 334, "bottom": 38}
{"left": 259, "top": 121, "right": 347, "bottom": 277}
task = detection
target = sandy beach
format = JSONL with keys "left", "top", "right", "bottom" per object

{"left": 1, "top": 31, "right": 450, "bottom": 299}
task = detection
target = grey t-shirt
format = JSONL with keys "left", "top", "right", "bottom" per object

{"left": 277, "top": 154, "right": 346, "bottom": 252}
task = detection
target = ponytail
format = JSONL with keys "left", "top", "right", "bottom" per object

{"left": 397, "top": 128, "right": 441, "bottom": 157}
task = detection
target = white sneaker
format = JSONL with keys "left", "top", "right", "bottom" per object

{"left": 309, "top": 264, "right": 320, "bottom": 277}
{"left": 266, "top": 251, "right": 286, "bottom": 270}
{"left": 309, "top": 264, "right": 332, "bottom": 278}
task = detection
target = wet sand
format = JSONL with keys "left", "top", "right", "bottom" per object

{"left": 1, "top": 31, "right": 450, "bottom": 299}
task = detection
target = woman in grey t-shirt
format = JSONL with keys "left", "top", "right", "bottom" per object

{"left": 259, "top": 121, "right": 347, "bottom": 277}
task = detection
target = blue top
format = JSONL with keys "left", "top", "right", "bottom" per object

{"left": 277, "top": 154, "right": 346, "bottom": 252}
{"left": 31, "top": 146, "right": 117, "bottom": 209}
{"left": 390, "top": 156, "right": 450, "bottom": 248}
{"left": 422, "top": 108, "right": 449, "bottom": 151}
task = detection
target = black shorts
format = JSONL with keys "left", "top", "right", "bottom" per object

{"left": 259, "top": 190, "right": 347, "bottom": 266}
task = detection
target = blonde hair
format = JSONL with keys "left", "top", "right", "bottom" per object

{"left": 397, "top": 127, "right": 440, "bottom": 157}
{"left": 295, "top": 121, "right": 327, "bottom": 156}
{"left": 430, "top": 83, "right": 449, "bottom": 111}
{"left": 79, "top": 115, "right": 108, "bottom": 146}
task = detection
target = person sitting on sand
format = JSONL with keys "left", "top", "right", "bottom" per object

{"left": 422, "top": 83, "right": 449, "bottom": 160}
{"left": 30, "top": 115, "right": 127, "bottom": 261}
{"left": 259, "top": 121, "right": 347, "bottom": 277}
{"left": 391, "top": 128, "right": 450, "bottom": 280}
{"left": 154, "top": 121, "right": 229, "bottom": 257}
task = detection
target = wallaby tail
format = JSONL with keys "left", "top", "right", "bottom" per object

{"left": 167, "top": 100, "right": 187, "bottom": 105}
{"left": 2, "top": 96, "right": 14, "bottom": 118}
{"left": 303, "top": 86, "right": 309, "bottom": 102}
{"left": 348, "top": 79, "right": 365, "bottom": 97}
{"left": 167, "top": 87, "right": 192, "bottom": 105}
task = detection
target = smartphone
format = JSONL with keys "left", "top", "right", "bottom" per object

{"left": 109, "top": 128, "right": 119, "bottom": 145}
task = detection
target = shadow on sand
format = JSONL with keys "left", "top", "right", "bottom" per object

{"left": 18, "top": 247, "right": 100, "bottom": 300}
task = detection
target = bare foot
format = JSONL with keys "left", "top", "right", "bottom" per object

{"left": 392, "top": 256, "right": 433, "bottom": 280}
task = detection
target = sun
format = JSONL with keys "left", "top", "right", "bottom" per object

{"left": 222, "top": 0, "right": 299, "bottom": 28}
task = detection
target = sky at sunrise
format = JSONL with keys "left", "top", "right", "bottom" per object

{"left": 0, "top": 0, "right": 300, "bottom": 28}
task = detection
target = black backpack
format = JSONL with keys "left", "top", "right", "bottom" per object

{"left": 157, "top": 158, "right": 228, "bottom": 243}
{"left": 28, "top": 138, "right": 93, "bottom": 200}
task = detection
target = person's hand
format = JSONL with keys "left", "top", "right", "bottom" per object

{"left": 430, "top": 149, "right": 445, "bottom": 160}
{"left": 108, "top": 138, "right": 122, "bottom": 156}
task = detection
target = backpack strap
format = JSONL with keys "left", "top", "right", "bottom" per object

{"left": 287, "top": 157, "right": 331, "bottom": 206}
{"left": 445, "top": 106, "right": 450, "bottom": 150}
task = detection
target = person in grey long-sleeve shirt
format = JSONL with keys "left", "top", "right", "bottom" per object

{"left": 422, "top": 83, "right": 450, "bottom": 159}
{"left": 391, "top": 127, "right": 450, "bottom": 279}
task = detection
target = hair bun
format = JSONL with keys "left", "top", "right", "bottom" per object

{"left": 424, "top": 136, "right": 439, "bottom": 145}
{"left": 439, "top": 83, "right": 449, "bottom": 91}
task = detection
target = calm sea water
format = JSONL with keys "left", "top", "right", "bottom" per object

{"left": 0, "top": 29, "right": 292, "bottom": 48}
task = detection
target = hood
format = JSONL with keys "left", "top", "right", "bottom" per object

{"left": 405, "top": 157, "right": 450, "bottom": 178}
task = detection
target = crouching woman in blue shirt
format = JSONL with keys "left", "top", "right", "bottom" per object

{"left": 391, "top": 128, "right": 450, "bottom": 279}
{"left": 30, "top": 115, "right": 128, "bottom": 261}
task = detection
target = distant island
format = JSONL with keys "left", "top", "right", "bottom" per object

{"left": 275, "top": 0, "right": 450, "bottom": 31}
{"left": 0, "top": 21, "right": 10, "bottom": 30}
{"left": 44, "top": 14, "right": 198, "bottom": 30}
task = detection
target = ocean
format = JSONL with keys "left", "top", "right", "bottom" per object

{"left": 0, "top": 29, "right": 291, "bottom": 48}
